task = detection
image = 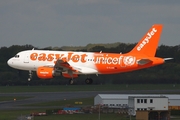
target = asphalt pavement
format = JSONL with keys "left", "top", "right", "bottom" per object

{"left": 0, "top": 90, "right": 180, "bottom": 110}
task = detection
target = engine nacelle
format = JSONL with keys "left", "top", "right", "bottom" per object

{"left": 37, "top": 66, "right": 61, "bottom": 79}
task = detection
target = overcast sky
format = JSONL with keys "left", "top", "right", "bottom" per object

{"left": 0, "top": 0, "right": 180, "bottom": 48}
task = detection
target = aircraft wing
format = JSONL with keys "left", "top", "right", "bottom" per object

{"left": 54, "top": 59, "right": 78, "bottom": 72}
{"left": 53, "top": 59, "right": 98, "bottom": 74}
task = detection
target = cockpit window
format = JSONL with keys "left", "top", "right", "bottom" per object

{"left": 14, "top": 55, "right": 20, "bottom": 58}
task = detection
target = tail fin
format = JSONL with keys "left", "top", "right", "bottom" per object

{"left": 130, "top": 24, "right": 163, "bottom": 57}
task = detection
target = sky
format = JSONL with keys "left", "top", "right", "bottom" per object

{"left": 0, "top": 0, "right": 180, "bottom": 48}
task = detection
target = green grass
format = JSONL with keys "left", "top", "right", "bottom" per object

{"left": 0, "top": 110, "right": 135, "bottom": 120}
{"left": 0, "top": 96, "right": 31, "bottom": 102}
{"left": 0, "top": 84, "right": 180, "bottom": 120}
{"left": 33, "top": 114, "right": 135, "bottom": 120}
{"left": 0, "top": 84, "right": 180, "bottom": 93}
{"left": 0, "top": 109, "right": 44, "bottom": 120}
{"left": 24, "top": 97, "right": 94, "bottom": 107}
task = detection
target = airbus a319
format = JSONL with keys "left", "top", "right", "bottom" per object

{"left": 7, "top": 24, "right": 172, "bottom": 84}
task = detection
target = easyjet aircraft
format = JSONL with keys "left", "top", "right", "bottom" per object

{"left": 7, "top": 24, "right": 172, "bottom": 84}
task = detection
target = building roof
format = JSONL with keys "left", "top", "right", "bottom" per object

{"left": 129, "top": 96, "right": 168, "bottom": 98}
{"left": 97, "top": 94, "right": 180, "bottom": 100}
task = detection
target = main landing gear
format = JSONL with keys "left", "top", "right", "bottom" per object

{"left": 28, "top": 71, "right": 33, "bottom": 81}
{"left": 85, "top": 78, "right": 93, "bottom": 84}
{"left": 69, "top": 78, "right": 93, "bottom": 85}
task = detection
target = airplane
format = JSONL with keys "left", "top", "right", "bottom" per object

{"left": 7, "top": 24, "right": 172, "bottom": 85}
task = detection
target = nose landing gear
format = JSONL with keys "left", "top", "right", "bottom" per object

{"left": 28, "top": 71, "right": 33, "bottom": 81}
{"left": 69, "top": 79, "right": 77, "bottom": 85}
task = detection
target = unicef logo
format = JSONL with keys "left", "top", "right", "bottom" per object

{"left": 123, "top": 56, "right": 136, "bottom": 66}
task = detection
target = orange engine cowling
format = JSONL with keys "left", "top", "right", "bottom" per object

{"left": 37, "top": 67, "right": 54, "bottom": 79}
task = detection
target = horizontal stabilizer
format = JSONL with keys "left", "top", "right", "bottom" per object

{"left": 137, "top": 59, "right": 152, "bottom": 65}
{"left": 164, "top": 58, "right": 173, "bottom": 61}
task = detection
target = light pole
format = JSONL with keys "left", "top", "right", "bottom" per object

{"left": 98, "top": 104, "right": 100, "bottom": 120}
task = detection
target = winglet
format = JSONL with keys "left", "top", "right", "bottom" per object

{"left": 130, "top": 24, "right": 163, "bottom": 57}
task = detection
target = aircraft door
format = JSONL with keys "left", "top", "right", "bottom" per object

{"left": 24, "top": 53, "right": 29, "bottom": 63}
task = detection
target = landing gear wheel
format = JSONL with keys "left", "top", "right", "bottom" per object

{"left": 28, "top": 78, "right": 31, "bottom": 81}
{"left": 85, "top": 78, "right": 93, "bottom": 84}
{"left": 28, "top": 71, "right": 33, "bottom": 81}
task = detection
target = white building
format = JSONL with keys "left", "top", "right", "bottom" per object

{"left": 94, "top": 94, "right": 180, "bottom": 109}
{"left": 128, "top": 96, "right": 168, "bottom": 115}
{"left": 94, "top": 94, "right": 128, "bottom": 108}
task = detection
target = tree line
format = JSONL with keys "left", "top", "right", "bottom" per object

{"left": 0, "top": 43, "right": 180, "bottom": 86}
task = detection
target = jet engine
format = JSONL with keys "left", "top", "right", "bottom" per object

{"left": 37, "top": 66, "right": 61, "bottom": 79}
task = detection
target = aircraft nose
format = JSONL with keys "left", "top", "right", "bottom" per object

{"left": 7, "top": 58, "right": 13, "bottom": 67}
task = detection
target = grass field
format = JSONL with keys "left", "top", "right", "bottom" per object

{"left": 23, "top": 97, "right": 94, "bottom": 107}
{"left": 0, "top": 84, "right": 180, "bottom": 120}
{"left": 0, "top": 84, "right": 180, "bottom": 93}
{"left": 0, "top": 110, "right": 136, "bottom": 120}
{"left": 32, "top": 114, "right": 136, "bottom": 120}
{"left": 0, "top": 109, "right": 31, "bottom": 120}
{"left": 0, "top": 96, "right": 31, "bottom": 102}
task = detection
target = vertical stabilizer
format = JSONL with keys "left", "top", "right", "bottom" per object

{"left": 130, "top": 24, "right": 163, "bottom": 57}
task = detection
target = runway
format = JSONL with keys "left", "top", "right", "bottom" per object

{"left": 0, "top": 90, "right": 180, "bottom": 110}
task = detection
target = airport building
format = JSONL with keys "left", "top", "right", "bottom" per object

{"left": 94, "top": 94, "right": 179, "bottom": 119}
{"left": 128, "top": 96, "right": 169, "bottom": 120}
{"left": 94, "top": 94, "right": 180, "bottom": 109}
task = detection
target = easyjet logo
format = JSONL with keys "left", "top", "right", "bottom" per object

{"left": 40, "top": 71, "right": 49, "bottom": 74}
{"left": 137, "top": 27, "right": 157, "bottom": 51}
{"left": 30, "top": 52, "right": 136, "bottom": 66}
{"left": 30, "top": 52, "right": 87, "bottom": 63}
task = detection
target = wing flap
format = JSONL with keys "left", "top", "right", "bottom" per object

{"left": 71, "top": 66, "right": 98, "bottom": 74}
{"left": 55, "top": 59, "right": 78, "bottom": 72}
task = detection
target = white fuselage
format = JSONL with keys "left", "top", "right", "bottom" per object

{"left": 7, "top": 50, "right": 99, "bottom": 74}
